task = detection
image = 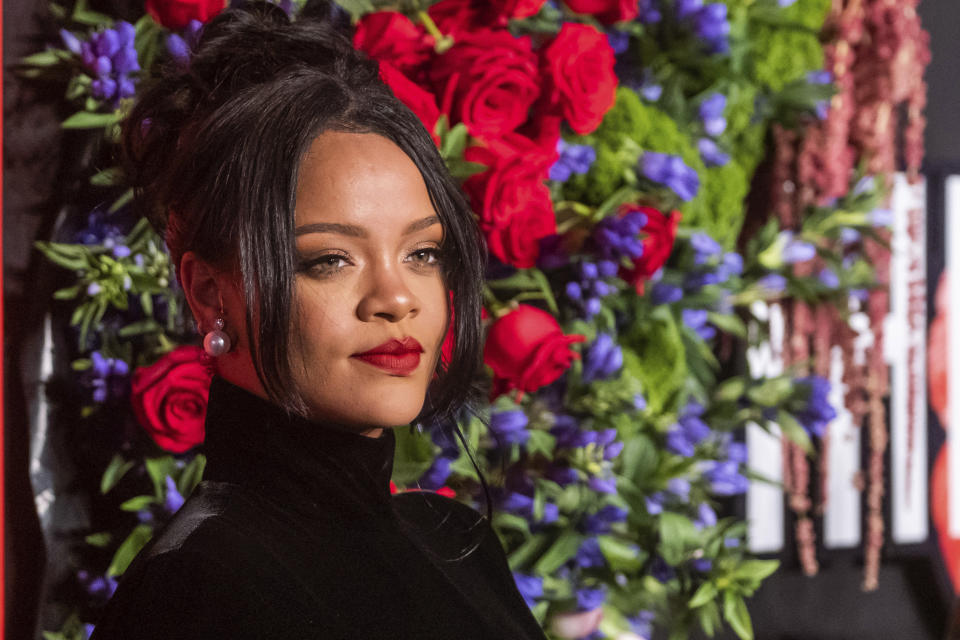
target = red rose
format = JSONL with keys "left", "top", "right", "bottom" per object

{"left": 491, "top": 0, "right": 548, "bottom": 19}
{"left": 541, "top": 23, "right": 618, "bottom": 135}
{"left": 484, "top": 305, "right": 585, "bottom": 398}
{"left": 427, "top": 0, "right": 495, "bottom": 39}
{"left": 354, "top": 11, "right": 434, "bottom": 82}
{"left": 145, "top": 0, "right": 225, "bottom": 30}
{"left": 430, "top": 29, "right": 540, "bottom": 142}
{"left": 619, "top": 206, "right": 681, "bottom": 294}
{"left": 562, "top": 0, "right": 639, "bottom": 24}
{"left": 131, "top": 345, "right": 213, "bottom": 453}
{"left": 379, "top": 62, "right": 442, "bottom": 146}
{"left": 464, "top": 134, "right": 557, "bottom": 267}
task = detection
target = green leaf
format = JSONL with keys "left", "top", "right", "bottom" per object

{"left": 391, "top": 425, "right": 436, "bottom": 485}
{"left": 529, "top": 268, "right": 560, "bottom": 315}
{"left": 776, "top": 409, "right": 813, "bottom": 454}
{"left": 508, "top": 533, "right": 549, "bottom": 571}
{"left": 53, "top": 284, "right": 82, "bottom": 300}
{"left": 533, "top": 532, "right": 582, "bottom": 575}
{"left": 118, "top": 319, "right": 162, "bottom": 337}
{"left": 707, "top": 311, "right": 746, "bottom": 338}
{"left": 714, "top": 378, "right": 746, "bottom": 403}
{"left": 90, "top": 166, "right": 123, "bottom": 187}
{"left": 441, "top": 123, "right": 469, "bottom": 160}
{"left": 145, "top": 456, "right": 177, "bottom": 499}
{"left": 723, "top": 591, "right": 753, "bottom": 640}
{"left": 108, "top": 188, "right": 134, "bottom": 213}
{"left": 658, "top": 512, "right": 695, "bottom": 565}
{"left": 177, "top": 454, "right": 207, "bottom": 497}
{"left": 732, "top": 559, "right": 780, "bottom": 585}
{"left": 61, "top": 110, "right": 121, "bottom": 129}
{"left": 492, "top": 512, "right": 531, "bottom": 537}
{"left": 100, "top": 454, "right": 134, "bottom": 494}
{"left": 84, "top": 532, "right": 112, "bottom": 547}
{"left": 335, "top": 0, "right": 375, "bottom": 20}
{"left": 526, "top": 430, "right": 556, "bottom": 459}
{"left": 597, "top": 535, "right": 646, "bottom": 572}
{"left": 689, "top": 581, "right": 718, "bottom": 608}
{"left": 20, "top": 50, "right": 64, "bottom": 67}
{"left": 120, "top": 495, "right": 156, "bottom": 512}
{"left": 108, "top": 524, "right": 153, "bottom": 577}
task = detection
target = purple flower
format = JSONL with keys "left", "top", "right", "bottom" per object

{"left": 794, "top": 375, "right": 837, "bottom": 438}
{"left": 639, "top": 0, "right": 663, "bottom": 23}
{"left": 633, "top": 393, "right": 647, "bottom": 411}
{"left": 694, "top": 502, "right": 717, "bottom": 529}
{"left": 666, "top": 429, "right": 696, "bottom": 457}
{"left": 757, "top": 273, "right": 787, "bottom": 294}
{"left": 691, "top": 557, "right": 713, "bottom": 572}
{"left": 576, "top": 586, "right": 607, "bottom": 611}
{"left": 650, "top": 556, "right": 675, "bottom": 583}
{"left": 840, "top": 228, "right": 861, "bottom": 245}
{"left": 605, "top": 29, "right": 630, "bottom": 54}
{"left": 603, "top": 440, "right": 624, "bottom": 460}
{"left": 651, "top": 282, "right": 683, "bottom": 304}
{"left": 513, "top": 572, "right": 543, "bottom": 609}
{"left": 781, "top": 232, "right": 816, "bottom": 263}
{"left": 538, "top": 234, "right": 570, "bottom": 270}
{"left": 166, "top": 34, "right": 191, "bottom": 65}
{"left": 698, "top": 137, "right": 730, "bottom": 167}
{"left": 548, "top": 465, "right": 580, "bottom": 486}
{"left": 60, "top": 29, "right": 83, "bottom": 55}
{"left": 693, "top": 4, "right": 731, "bottom": 54}
{"left": 667, "top": 477, "right": 691, "bottom": 502}
{"left": 676, "top": 0, "right": 703, "bottom": 19}
{"left": 645, "top": 492, "right": 665, "bottom": 515}
{"left": 641, "top": 152, "right": 700, "bottom": 201}
{"left": 851, "top": 288, "right": 869, "bottom": 302}
{"left": 551, "top": 416, "right": 596, "bottom": 449}
{"left": 628, "top": 610, "right": 656, "bottom": 637}
{"left": 702, "top": 460, "right": 749, "bottom": 495}
{"left": 550, "top": 139, "right": 597, "bottom": 182}
{"left": 88, "top": 351, "right": 130, "bottom": 403}
{"left": 576, "top": 537, "right": 606, "bottom": 568}
{"left": 870, "top": 208, "right": 894, "bottom": 227}
{"left": 684, "top": 268, "right": 723, "bottom": 290}
{"left": 489, "top": 410, "right": 531, "bottom": 445}
{"left": 690, "top": 232, "right": 722, "bottom": 264}
{"left": 77, "top": 570, "right": 118, "bottom": 601}
{"left": 818, "top": 268, "right": 840, "bottom": 289}
{"left": 807, "top": 70, "right": 833, "bottom": 85}
{"left": 164, "top": 476, "right": 185, "bottom": 514}
{"left": 592, "top": 210, "right": 646, "bottom": 262}
{"left": 718, "top": 252, "right": 743, "bottom": 278}
{"left": 641, "top": 81, "right": 663, "bottom": 101}
{"left": 419, "top": 456, "right": 453, "bottom": 490}
{"left": 583, "top": 505, "right": 628, "bottom": 534}
{"left": 726, "top": 441, "right": 748, "bottom": 463}
{"left": 500, "top": 490, "right": 557, "bottom": 524}
{"left": 582, "top": 333, "right": 623, "bottom": 383}
{"left": 699, "top": 93, "right": 727, "bottom": 137}
{"left": 567, "top": 260, "right": 619, "bottom": 319}
{"left": 588, "top": 475, "right": 617, "bottom": 494}
{"left": 77, "top": 22, "right": 140, "bottom": 104}
{"left": 682, "top": 308, "right": 716, "bottom": 340}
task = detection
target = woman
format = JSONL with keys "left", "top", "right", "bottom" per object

{"left": 90, "top": 3, "right": 548, "bottom": 638}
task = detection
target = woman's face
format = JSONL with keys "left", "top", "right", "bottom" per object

{"left": 287, "top": 131, "right": 448, "bottom": 435}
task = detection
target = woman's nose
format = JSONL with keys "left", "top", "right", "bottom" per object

{"left": 355, "top": 259, "right": 419, "bottom": 323}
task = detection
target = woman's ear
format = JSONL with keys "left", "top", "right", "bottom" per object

{"left": 180, "top": 251, "right": 224, "bottom": 333}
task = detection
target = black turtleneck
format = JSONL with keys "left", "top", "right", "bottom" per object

{"left": 90, "top": 376, "right": 548, "bottom": 640}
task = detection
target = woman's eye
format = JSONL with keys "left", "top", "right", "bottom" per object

{"left": 303, "top": 254, "right": 350, "bottom": 276}
{"left": 408, "top": 248, "right": 441, "bottom": 266}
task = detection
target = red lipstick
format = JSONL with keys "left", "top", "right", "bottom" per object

{"left": 351, "top": 337, "right": 424, "bottom": 376}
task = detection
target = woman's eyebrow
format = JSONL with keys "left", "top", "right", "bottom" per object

{"left": 294, "top": 215, "right": 440, "bottom": 237}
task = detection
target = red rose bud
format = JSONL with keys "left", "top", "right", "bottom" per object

{"left": 562, "top": 0, "right": 639, "bottom": 24}
{"left": 378, "top": 62, "right": 441, "bottom": 146}
{"left": 131, "top": 345, "right": 212, "bottom": 453}
{"left": 619, "top": 206, "right": 680, "bottom": 295}
{"left": 484, "top": 305, "right": 585, "bottom": 399}
{"left": 429, "top": 29, "right": 540, "bottom": 142}
{"left": 541, "top": 23, "right": 618, "bottom": 135}
{"left": 145, "top": 0, "right": 226, "bottom": 30}
{"left": 353, "top": 11, "right": 434, "bottom": 82}
{"left": 491, "top": 0, "right": 548, "bottom": 19}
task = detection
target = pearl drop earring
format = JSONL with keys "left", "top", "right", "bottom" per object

{"left": 203, "top": 296, "right": 231, "bottom": 357}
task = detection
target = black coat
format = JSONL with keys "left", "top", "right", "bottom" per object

{"left": 90, "top": 375, "right": 548, "bottom": 639}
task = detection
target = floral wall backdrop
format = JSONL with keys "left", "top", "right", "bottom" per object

{"left": 17, "top": 0, "right": 930, "bottom": 638}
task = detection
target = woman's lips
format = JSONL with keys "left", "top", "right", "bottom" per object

{"left": 351, "top": 338, "right": 423, "bottom": 376}
{"left": 351, "top": 352, "right": 421, "bottom": 376}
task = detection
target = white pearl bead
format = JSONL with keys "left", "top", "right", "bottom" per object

{"left": 203, "top": 330, "right": 231, "bottom": 357}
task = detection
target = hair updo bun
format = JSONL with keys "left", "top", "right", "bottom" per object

{"left": 120, "top": 0, "right": 485, "bottom": 422}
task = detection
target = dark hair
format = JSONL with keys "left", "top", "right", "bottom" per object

{"left": 121, "top": 1, "right": 486, "bottom": 424}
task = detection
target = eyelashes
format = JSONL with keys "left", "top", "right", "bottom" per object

{"left": 297, "top": 247, "right": 442, "bottom": 278}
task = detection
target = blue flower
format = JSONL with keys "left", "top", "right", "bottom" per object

{"left": 576, "top": 537, "right": 606, "bottom": 568}
{"left": 77, "top": 570, "right": 118, "bottom": 601}
{"left": 698, "top": 137, "right": 730, "bottom": 167}
{"left": 164, "top": 476, "right": 185, "bottom": 514}
{"left": 650, "top": 556, "right": 675, "bottom": 583}
{"left": 699, "top": 93, "right": 727, "bottom": 137}
{"left": 566, "top": 260, "right": 619, "bottom": 319}
{"left": 87, "top": 351, "right": 130, "bottom": 403}
{"left": 605, "top": 29, "right": 630, "bottom": 54}
{"left": 781, "top": 232, "right": 816, "bottom": 263}
{"left": 550, "top": 139, "right": 597, "bottom": 182}
{"left": 639, "top": 0, "right": 663, "bottom": 23}
{"left": 576, "top": 585, "right": 607, "bottom": 611}
{"left": 682, "top": 308, "right": 716, "bottom": 340}
{"left": 645, "top": 492, "right": 665, "bottom": 515}
{"left": 717, "top": 252, "right": 743, "bottom": 279}
{"left": 547, "top": 465, "right": 580, "bottom": 486}
{"left": 551, "top": 415, "right": 595, "bottom": 449}
{"left": 870, "top": 208, "right": 894, "bottom": 227}
{"left": 489, "top": 410, "right": 531, "bottom": 445}
{"left": 628, "top": 610, "right": 656, "bottom": 638}
{"left": 588, "top": 475, "right": 618, "bottom": 494}
{"left": 691, "top": 557, "right": 713, "bottom": 572}
{"left": 702, "top": 460, "right": 749, "bottom": 495}
{"left": 818, "top": 268, "right": 840, "bottom": 289}
{"left": 592, "top": 209, "right": 646, "bottom": 262}
{"left": 77, "top": 22, "right": 140, "bottom": 105}
{"left": 757, "top": 273, "right": 787, "bottom": 294}
{"left": 693, "top": 3, "right": 731, "bottom": 54}
{"left": 583, "top": 505, "right": 628, "bottom": 534}
{"left": 166, "top": 19, "right": 204, "bottom": 67}
{"left": 794, "top": 375, "right": 837, "bottom": 438}
{"left": 419, "top": 456, "right": 453, "bottom": 490}
{"left": 633, "top": 393, "right": 648, "bottom": 411}
{"left": 513, "top": 572, "right": 543, "bottom": 609}
{"left": 641, "top": 152, "right": 700, "bottom": 201}
{"left": 666, "top": 477, "right": 691, "bottom": 502}
{"left": 676, "top": 0, "right": 703, "bottom": 19}
{"left": 690, "top": 232, "right": 723, "bottom": 265}
{"left": 651, "top": 282, "right": 683, "bottom": 305}
{"left": 693, "top": 502, "right": 717, "bottom": 529}
{"left": 666, "top": 429, "right": 696, "bottom": 457}
{"left": 537, "top": 234, "right": 570, "bottom": 270}
{"left": 582, "top": 333, "right": 623, "bottom": 383}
